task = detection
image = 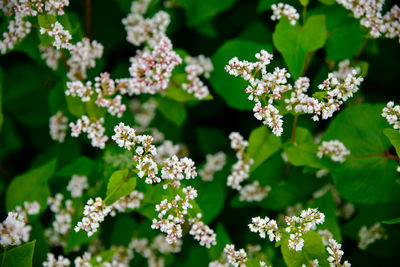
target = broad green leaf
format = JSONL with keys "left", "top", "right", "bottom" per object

{"left": 57, "top": 157, "right": 96, "bottom": 177}
{"left": 322, "top": 104, "right": 400, "bottom": 204}
{"left": 321, "top": 7, "right": 365, "bottom": 61}
{"left": 195, "top": 20, "right": 218, "bottom": 38}
{"left": 310, "top": 191, "right": 342, "bottom": 242}
{"left": 273, "top": 15, "right": 327, "bottom": 78}
{"left": 247, "top": 125, "right": 282, "bottom": 172}
{"left": 383, "top": 128, "right": 400, "bottom": 157}
{"left": 30, "top": 221, "right": 49, "bottom": 267}
{"left": 105, "top": 169, "right": 137, "bottom": 205}
{"left": 281, "top": 231, "right": 328, "bottom": 267}
{"left": 6, "top": 159, "right": 57, "bottom": 213}
{"left": 178, "top": 0, "right": 237, "bottom": 26}
{"left": 66, "top": 95, "right": 86, "bottom": 118}
{"left": 210, "top": 39, "right": 267, "bottom": 110}
{"left": 283, "top": 127, "right": 323, "bottom": 169}
{"left": 156, "top": 97, "right": 187, "bottom": 126}
{"left": 0, "top": 241, "right": 36, "bottom": 267}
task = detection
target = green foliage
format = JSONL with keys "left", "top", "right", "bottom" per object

{"left": 383, "top": 128, "right": 400, "bottom": 157}
{"left": 0, "top": 241, "right": 36, "bottom": 267}
{"left": 105, "top": 169, "right": 137, "bottom": 205}
{"left": 178, "top": 0, "right": 237, "bottom": 26}
{"left": 156, "top": 97, "right": 187, "bottom": 126}
{"left": 281, "top": 231, "right": 328, "bottom": 267}
{"left": 0, "top": 67, "right": 3, "bottom": 131}
{"left": 323, "top": 104, "right": 400, "bottom": 204}
{"left": 6, "top": 159, "right": 57, "bottom": 213}
{"left": 247, "top": 125, "right": 282, "bottom": 171}
{"left": 273, "top": 15, "right": 327, "bottom": 78}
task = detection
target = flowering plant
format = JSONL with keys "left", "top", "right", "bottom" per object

{"left": 0, "top": 0, "right": 399, "bottom": 266}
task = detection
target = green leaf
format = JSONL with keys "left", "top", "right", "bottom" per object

{"left": 318, "top": 0, "right": 336, "bottom": 5}
{"left": 281, "top": 231, "right": 328, "bottom": 267}
{"left": 178, "top": 0, "right": 237, "bottom": 26}
{"left": 105, "top": 169, "right": 137, "bottom": 205}
{"left": 57, "top": 157, "right": 96, "bottom": 177}
{"left": 0, "top": 241, "right": 36, "bottom": 267}
{"left": 0, "top": 117, "right": 22, "bottom": 162}
{"left": 156, "top": 97, "right": 187, "bottom": 126}
{"left": 247, "top": 125, "right": 282, "bottom": 172}
{"left": 382, "top": 217, "right": 400, "bottom": 225}
{"left": 111, "top": 215, "right": 138, "bottom": 246}
{"left": 37, "top": 14, "right": 57, "bottom": 46}
{"left": 66, "top": 95, "right": 86, "bottom": 118}
{"left": 283, "top": 127, "right": 323, "bottom": 169}
{"left": 273, "top": 15, "right": 327, "bottom": 78}
{"left": 324, "top": 9, "right": 364, "bottom": 61}
{"left": 6, "top": 159, "right": 57, "bottom": 213}
{"left": 210, "top": 39, "right": 267, "bottom": 110}
{"left": 383, "top": 128, "right": 400, "bottom": 157}
{"left": 323, "top": 104, "right": 400, "bottom": 204}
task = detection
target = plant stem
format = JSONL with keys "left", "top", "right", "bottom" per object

{"left": 1, "top": 246, "right": 7, "bottom": 267}
{"left": 302, "top": 5, "right": 307, "bottom": 26}
{"left": 85, "top": 0, "right": 92, "bottom": 39}
{"left": 354, "top": 37, "right": 368, "bottom": 63}
{"left": 291, "top": 115, "right": 298, "bottom": 142}
{"left": 104, "top": 170, "right": 135, "bottom": 203}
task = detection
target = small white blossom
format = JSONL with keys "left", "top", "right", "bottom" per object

{"left": 49, "top": 111, "right": 68, "bottom": 142}
{"left": 271, "top": 3, "right": 300, "bottom": 25}
{"left": 69, "top": 116, "right": 109, "bottom": 149}
{"left": 382, "top": 101, "right": 400, "bottom": 131}
{"left": 43, "top": 253, "right": 71, "bottom": 267}
{"left": 317, "top": 140, "right": 350, "bottom": 163}
{"left": 0, "top": 212, "right": 31, "bottom": 247}
{"left": 67, "top": 175, "right": 88, "bottom": 198}
{"left": 40, "top": 22, "right": 73, "bottom": 50}
{"left": 358, "top": 222, "right": 385, "bottom": 250}
{"left": 188, "top": 213, "right": 217, "bottom": 248}
{"left": 239, "top": 181, "right": 271, "bottom": 202}
{"left": 224, "top": 244, "right": 248, "bottom": 267}
{"left": 39, "top": 45, "right": 62, "bottom": 70}
{"left": 327, "top": 238, "right": 351, "bottom": 267}
{"left": 199, "top": 152, "right": 226, "bottom": 182}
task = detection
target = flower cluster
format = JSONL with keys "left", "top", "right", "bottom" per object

{"left": 151, "top": 186, "right": 198, "bottom": 244}
{"left": 337, "top": 0, "right": 400, "bottom": 41}
{"left": 327, "top": 238, "right": 351, "bottom": 267}
{"left": 69, "top": 116, "right": 109, "bottom": 149}
{"left": 39, "top": 45, "right": 62, "bottom": 70}
{"left": 128, "top": 36, "right": 182, "bottom": 94}
{"left": 286, "top": 60, "right": 363, "bottom": 121}
{"left": 188, "top": 213, "right": 217, "bottom": 248}
{"left": 40, "top": 22, "right": 73, "bottom": 50}
{"left": 271, "top": 3, "right": 300, "bottom": 25}
{"left": 227, "top": 132, "right": 254, "bottom": 190}
{"left": 317, "top": 140, "right": 350, "bottom": 163}
{"left": 154, "top": 140, "right": 182, "bottom": 163}
{"left": 224, "top": 244, "right": 248, "bottom": 267}
{"left": 182, "top": 55, "right": 213, "bottom": 99}
{"left": 285, "top": 208, "right": 326, "bottom": 251}
{"left": 74, "top": 197, "right": 112, "bottom": 237}
{"left": 249, "top": 208, "right": 325, "bottom": 251}
{"left": 161, "top": 155, "right": 197, "bottom": 189}
{"left": 130, "top": 98, "right": 158, "bottom": 127}
{"left": 358, "top": 222, "right": 385, "bottom": 250}
{"left": 0, "top": 0, "right": 69, "bottom": 54}
{"left": 112, "top": 122, "right": 160, "bottom": 184}
{"left": 0, "top": 212, "right": 31, "bottom": 247}
{"left": 129, "top": 234, "right": 181, "bottom": 267}
{"left": 46, "top": 193, "right": 74, "bottom": 247}
{"left": 382, "top": 101, "right": 400, "bottom": 131}
{"left": 67, "top": 38, "right": 104, "bottom": 80}
{"left": 239, "top": 181, "right": 271, "bottom": 202}
{"left": 199, "top": 151, "right": 226, "bottom": 182}
{"left": 43, "top": 253, "right": 71, "bottom": 267}
{"left": 0, "top": 201, "right": 40, "bottom": 247}
{"left": 122, "top": 10, "right": 170, "bottom": 48}
{"left": 49, "top": 111, "right": 68, "bottom": 142}
{"left": 67, "top": 175, "right": 88, "bottom": 198}
{"left": 111, "top": 190, "right": 144, "bottom": 214}
{"left": 226, "top": 50, "right": 291, "bottom": 135}
{"left": 249, "top": 216, "right": 281, "bottom": 242}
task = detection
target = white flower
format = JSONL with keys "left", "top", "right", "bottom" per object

{"left": 49, "top": 111, "right": 68, "bottom": 142}
{"left": 239, "top": 181, "right": 271, "bottom": 202}
{"left": 271, "top": 3, "right": 300, "bottom": 25}
{"left": 382, "top": 101, "right": 400, "bottom": 131}
{"left": 67, "top": 175, "right": 88, "bottom": 198}
{"left": 0, "top": 212, "right": 31, "bottom": 247}
{"left": 358, "top": 222, "right": 385, "bottom": 250}
{"left": 317, "top": 140, "right": 350, "bottom": 163}
{"left": 199, "top": 152, "right": 226, "bottom": 182}
{"left": 224, "top": 244, "right": 247, "bottom": 267}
